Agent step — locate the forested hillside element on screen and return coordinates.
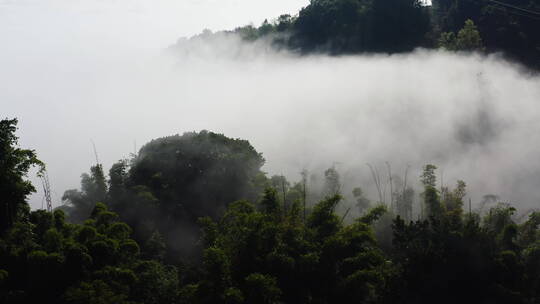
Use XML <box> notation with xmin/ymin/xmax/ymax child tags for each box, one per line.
<box><xmin>174</xmin><ymin>0</ymin><xmax>540</xmax><ymax>69</ymax></box>
<box><xmin>2</xmin><ymin>118</ymin><xmax>539</xmax><ymax>303</ymax></box>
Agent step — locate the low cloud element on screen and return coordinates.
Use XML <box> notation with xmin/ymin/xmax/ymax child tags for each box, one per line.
<box><xmin>6</xmin><ymin>32</ymin><xmax>540</xmax><ymax>212</ymax></box>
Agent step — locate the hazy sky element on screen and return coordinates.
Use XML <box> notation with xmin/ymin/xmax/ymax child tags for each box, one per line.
<box><xmin>1</xmin><ymin>0</ymin><xmax>308</xmax><ymax>208</ymax></box>
<box><xmin>0</xmin><ymin>0</ymin><xmax>308</xmax><ymax>51</ymax></box>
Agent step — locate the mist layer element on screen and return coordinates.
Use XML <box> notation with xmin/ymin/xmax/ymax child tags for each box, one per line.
<box><xmin>4</xmin><ymin>32</ymin><xmax>540</xmax><ymax>210</ymax></box>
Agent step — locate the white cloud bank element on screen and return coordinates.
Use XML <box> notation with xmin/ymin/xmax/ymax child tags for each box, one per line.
<box><xmin>2</xmin><ymin>4</ymin><xmax>539</xmax><ymax>211</ymax></box>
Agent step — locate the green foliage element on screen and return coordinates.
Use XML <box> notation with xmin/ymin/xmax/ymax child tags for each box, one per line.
<box><xmin>0</xmin><ymin>269</ymin><xmax>7</xmax><ymax>283</ymax></box>
<box><xmin>185</xmin><ymin>0</ymin><xmax>539</xmax><ymax>68</ymax></box>
<box><xmin>388</xmin><ymin>181</ymin><xmax>540</xmax><ymax>304</ymax></box>
<box><xmin>441</xmin><ymin>180</ymin><xmax>466</xmax><ymax>229</ymax></box>
<box><xmin>130</xmin><ymin>130</ymin><xmax>264</xmax><ymax>219</ymax></box>
<box><xmin>60</xmin><ymin>164</ymin><xmax>108</xmax><ymax>223</ymax></box>
<box><xmin>132</xmin><ymin>261</ymin><xmax>179</xmax><ymax>304</ymax></box>
<box><xmin>3</xmin><ymin>119</ymin><xmax>540</xmax><ymax>303</ymax></box>
<box><xmin>518</xmin><ymin>211</ymin><xmax>540</xmax><ymax>247</ymax></box>
<box><xmin>292</xmin><ymin>0</ymin><xmax>430</xmax><ymax>53</ymax></box>
<box><xmin>420</xmin><ymin>164</ymin><xmax>437</xmax><ymax>187</ymax></box>
<box><xmin>0</xmin><ymin>202</ymin><xmax>179</xmax><ymax>303</ymax></box>
<box><xmin>433</xmin><ymin>0</ymin><xmax>540</xmax><ymax>67</ymax></box>
<box><xmin>0</xmin><ymin>118</ymin><xmax>44</xmax><ymax>233</ymax></box>
<box><xmin>188</xmin><ymin>192</ymin><xmax>388</xmax><ymax>303</ymax></box>
<box><xmin>244</xmin><ymin>273</ymin><xmax>281</xmax><ymax>304</ymax></box>
<box><xmin>120</xmin><ymin>130</ymin><xmax>264</xmax><ymax>261</ymax></box>
<box><xmin>438</xmin><ymin>19</ymin><xmax>484</xmax><ymax>51</ymax></box>
<box><xmin>421</xmin><ymin>164</ymin><xmax>442</xmax><ymax>219</ymax></box>
<box><xmin>484</xmin><ymin>203</ymin><xmax>516</xmax><ymax>235</ymax></box>
<box><xmin>108</xmin><ymin>160</ymin><xmax>128</xmax><ymax>203</ymax></box>
<box><xmin>260</xmin><ymin>188</ymin><xmax>282</xmax><ymax>220</ymax></box>
<box><xmin>438</xmin><ymin>31</ymin><xmax>457</xmax><ymax>50</ymax></box>
<box><xmin>359</xmin><ymin>204</ymin><xmax>387</xmax><ymax>225</ymax></box>
<box><xmin>143</xmin><ymin>230</ymin><xmax>166</xmax><ymax>261</ymax></box>
<box><xmin>455</xmin><ymin>19</ymin><xmax>484</xmax><ymax>51</ymax></box>
<box><xmin>63</xmin><ymin>280</ymin><xmax>130</xmax><ymax>304</ymax></box>
<box><xmin>307</xmin><ymin>195</ymin><xmax>342</xmax><ymax>241</ymax></box>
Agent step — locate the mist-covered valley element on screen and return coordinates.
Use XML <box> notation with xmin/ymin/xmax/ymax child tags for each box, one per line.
<box><xmin>3</xmin><ymin>0</ymin><xmax>539</xmax><ymax>213</ymax></box>
<box><xmin>2</xmin><ymin>0</ymin><xmax>540</xmax><ymax>303</ymax></box>
<box><xmin>13</xmin><ymin>32</ymin><xmax>540</xmax><ymax>213</ymax></box>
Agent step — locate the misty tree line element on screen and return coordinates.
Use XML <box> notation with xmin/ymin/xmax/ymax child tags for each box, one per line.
<box><xmin>1</xmin><ymin>117</ymin><xmax>540</xmax><ymax>303</ymax></box>
<box><xmin>178</xmin><ymin>0</ymin><xmax>540</xmax><ymax>69</ymax></box>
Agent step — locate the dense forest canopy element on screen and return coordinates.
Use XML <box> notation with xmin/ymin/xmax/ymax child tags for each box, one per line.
<box><xmin>60</xmin><ymin>131</ymin><xmax>266</xmax><ymax>261</ymax></box>
<box><xmin>173</xmin><ymin>0</ymin><xmax>539</xmax><ymax>69</ymax></box>
<box><xmin>1</xmin><ymin>118</ymin><xmax>540</xmax><ymax>303</ymax></box>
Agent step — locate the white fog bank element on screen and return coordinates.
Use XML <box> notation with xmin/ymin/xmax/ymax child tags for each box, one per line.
<box><xmin>2</xmin><ymin>15</ymin><xmax>540</xmax><ymax>211</ymax></box>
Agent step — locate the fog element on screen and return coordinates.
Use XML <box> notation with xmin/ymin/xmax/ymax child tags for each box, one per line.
<box><xmin>166</xmin><ymin>34</ymin><xmax>540</xmax><ymax>213</ymax></box>
<box><xmin>2</xmin><ymin>1</ymin><xmax>540</xmax><ymax>212</ymax></box>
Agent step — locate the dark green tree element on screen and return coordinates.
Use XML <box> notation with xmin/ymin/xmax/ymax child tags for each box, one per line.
<box><xmin>60</xmin><ymin>164</ymin><xmax>108</xmax><ymax>223</ymax></box>
<box><xmin>0</xmin><ymin>118</ymin><xmax>44</xmax><ymax>234</ymax></box>
<box><xmin>420</xmin><ymin>164</ymin><xmax>441</xmax><ymax>219</ymax></box>
<box><xmin>438</xmin><ymin>19</ymin><xmax>484</xmax><ymax>51</ymax></box>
